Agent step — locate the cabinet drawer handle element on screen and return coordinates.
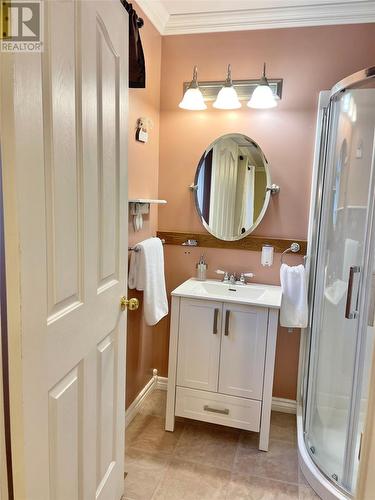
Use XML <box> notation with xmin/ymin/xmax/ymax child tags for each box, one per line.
<box><xmin>213</xmin><ymin>308</ymin><xmax>219</xmax><ymax>334</ymax></box>
<box><xmin>224</xmin><ymin>310</ymin><xmax>230</xmax><ymax>336</ymax></box>
<box><xmin>203</xmin><ymin>405</ymin><xmax>229</xmax><ymax>415</ymax></box>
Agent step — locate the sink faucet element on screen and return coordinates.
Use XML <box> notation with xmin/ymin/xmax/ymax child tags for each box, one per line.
<box><xmin>229</xmin><ymin>273</ymin><xmax>237</xmax><ymax>285</ymax></box>
<box><xmin>216</xmin><ymin>270</ymin><xmax>255</xmax><ymax>284</ymax></box>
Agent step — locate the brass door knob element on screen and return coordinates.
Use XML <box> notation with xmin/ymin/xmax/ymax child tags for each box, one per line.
<box><xmin>120</xmin><ymin>297</ymin><xmax>139</xmax><ymax>311</ymax></box>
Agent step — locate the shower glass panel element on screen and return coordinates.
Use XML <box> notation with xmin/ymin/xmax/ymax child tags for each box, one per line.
<box><xmin>305</xmin><ymin>79</ymin><xmax>375</xmax><ymax>494</ymax></box>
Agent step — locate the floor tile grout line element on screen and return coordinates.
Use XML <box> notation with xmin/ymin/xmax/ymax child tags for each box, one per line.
<box><xmin>230</xmin><ymin>428</ymin><xmax>242</xmax><ymax>474</ymax></box>
<box><xmin>230</xmin><ymin>469</ymin><xmax>302</xmax><ymax>488</ymax></box>
<box><xmin>170</xmin><ymin>420</ymin><xmax>187</xmax><ymax>459</ymax></box>
<box><xmin>150</xmin><ymin>451</ymin><xmax>177</xmax><ymax>500</ymax></box>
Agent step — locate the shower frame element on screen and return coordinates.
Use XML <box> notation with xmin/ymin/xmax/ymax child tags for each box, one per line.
<box><xmin>298</xmin><ymin>66</ymin><xmax>375</xmax><ymax>500</ymax></box>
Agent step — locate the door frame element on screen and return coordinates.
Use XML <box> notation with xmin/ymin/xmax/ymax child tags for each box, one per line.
<box><xmin>0</xmin><ymin>144</ymin><xmax>10</xmax><ymax>500</ymax></box>
<box><xmin>0</xmin><ymin>50</ymin><xmax>27</xmax><ymax>500</ymax></box>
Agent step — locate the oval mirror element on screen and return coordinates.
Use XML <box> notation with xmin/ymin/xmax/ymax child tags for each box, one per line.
<box><xmin>194</xmin><ymin>133</ymin><xmax>271</xmax><ymax>241</ymax></box>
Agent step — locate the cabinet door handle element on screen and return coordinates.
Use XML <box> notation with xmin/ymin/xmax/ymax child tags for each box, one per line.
<box><xmin>224</xmin><ymin>310</ymin><xmax>230</xmax><ymax>336</ymax></box>
<box><xmin>213</xmin><ymin>308</ymin><xmax>219</xmax><ymax>334</ymax></box>
<box><xmin>203</xmin><ymin>405</ymin><xmax>229</xmax><ymax>415</ymax></box>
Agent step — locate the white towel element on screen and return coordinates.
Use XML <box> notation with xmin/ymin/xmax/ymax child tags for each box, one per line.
<box><xmin>128</xmin><ymin>237</ymin><xmax>168</xmax><ymax>326</ymax></box>
<box><xmin>280</xmin><ymin>263</ymin><xmax>308</xmax><ymax>328</ymax></box>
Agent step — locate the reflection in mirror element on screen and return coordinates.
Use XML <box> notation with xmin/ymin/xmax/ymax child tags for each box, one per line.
<box><xmin>194</xmin><ymin>133</ymin><xmax>270</xmax><ymax>241</ymax></box>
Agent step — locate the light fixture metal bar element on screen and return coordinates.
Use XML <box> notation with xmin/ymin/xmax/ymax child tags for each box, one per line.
<box><xmin>183</xmin><ymin>78</ymin><xmax>283</xmax><ymax>102</ymax></box>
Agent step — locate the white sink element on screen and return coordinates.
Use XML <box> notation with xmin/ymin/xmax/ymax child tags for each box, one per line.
<box><xmin>172</xmin><ymin>278</ymin><xmax>282</xmax><ymax>309</ymax></box>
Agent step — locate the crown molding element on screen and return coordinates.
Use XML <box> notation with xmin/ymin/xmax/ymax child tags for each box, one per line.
<box><xmin>136</xmin><ymin>1</ymin><xmax>375</xmax><ymax>35</ymax></box>
<box><xmin>135</xmin><ymin>0</ymin><xmax>169</xmax><ymax>34</ymax></box>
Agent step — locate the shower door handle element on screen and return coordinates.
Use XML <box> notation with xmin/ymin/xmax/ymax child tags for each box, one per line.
<box><xmin>345</xmin><ymin>266</ymin><xmax>361</xmax><ymax>319</ymax></box>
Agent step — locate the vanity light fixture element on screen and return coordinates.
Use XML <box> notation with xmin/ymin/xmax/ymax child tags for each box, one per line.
<box><xmin>213</xmin><ymin>64</ymin><xmax>241</xmax><ymax>110</ymax></box>
<box><xmin>248</xmin><ymin>63</ymin><xmax>278</xmax><ymax>109</ymax></box>
<box><xmin>179</xmin><ymin>66</ymin><xmax>207</xmax><ymax>111</ymax></box>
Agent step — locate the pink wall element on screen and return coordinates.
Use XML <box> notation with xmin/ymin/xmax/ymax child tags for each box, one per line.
<box><xmin>126</xmin><ymin>3</ymin><xmax>162</xmax><ymax>408</ymax></box>
<box><xmin>158</xmin><ymin>24</ymin><xmax>375</xmax><ymax>400</ymax></box>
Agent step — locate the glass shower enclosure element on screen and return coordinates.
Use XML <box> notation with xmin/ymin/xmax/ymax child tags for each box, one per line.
<box><xmin>302</xmin><ymin>67</ymin><xmax>375</xmax><ymax>497</ymax></box>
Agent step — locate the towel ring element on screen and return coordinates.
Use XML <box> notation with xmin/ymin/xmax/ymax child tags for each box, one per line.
<box><xmin>281</xmin><ymin>242</ymin><xmax>300</xmax><ymax>263</ymax></box>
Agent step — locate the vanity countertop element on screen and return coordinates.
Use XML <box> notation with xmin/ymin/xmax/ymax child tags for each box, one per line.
<box><xmin>171</xmin><ymin>278</ymin><xmax>282</xmax><ymax>309</ymax></box>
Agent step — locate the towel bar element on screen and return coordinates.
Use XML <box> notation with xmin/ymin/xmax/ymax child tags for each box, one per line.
<box><xmin>128</xmin><ymin>238</ymin><xmax>165</xmax><ymax>252</ymax></box>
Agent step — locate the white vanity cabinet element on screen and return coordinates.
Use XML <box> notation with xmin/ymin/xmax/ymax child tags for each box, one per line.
<box><xmin>165</xmin><ymin>279</ymin><xmax>282</xmax><ymax>452</ymax></box>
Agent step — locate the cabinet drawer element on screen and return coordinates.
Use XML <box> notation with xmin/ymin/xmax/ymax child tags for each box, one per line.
<box><xmin>175</xmin><ymin>386</ymin><xmax>261</xmax><ymax>432</ymax></box>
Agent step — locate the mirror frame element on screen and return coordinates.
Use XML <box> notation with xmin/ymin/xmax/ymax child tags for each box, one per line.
<box><xmin>193</xmin><ymin>133</ymin><xmax>271</xmax><ymax>241</ymax></box>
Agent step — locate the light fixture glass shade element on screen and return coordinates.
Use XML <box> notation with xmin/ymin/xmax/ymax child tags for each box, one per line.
<box><xmin>179</xmin><ymin>88</ymin><xmax>207</xmax><ymax>110</ymax></box>
<box><xmin>247</xmin><ymin>62</ymin><xmax>277</xmax><ymax>109</ymax></box>
<box><xmin>213</xmin><ymin>86</ymin><xmax>241</xmax><ymax>109</ymax></box>
<box><xmin>178</xmin><ymin>88</ymin><xmax>207</xmax><ymax>111</ymax></box>
<box><xmin>213</xmin><ymin>64</ymin><xmax>241</xmax><ymax>110</ymax></box>
<box><xmin>179</xmin><ymin>65</ymin><xmax>207</xmax><ymax>111</ymax></box>
<box><xmin>247</xmin><ymin>84</ymin><xmax>277</xmax><ymax>109</ymax></box>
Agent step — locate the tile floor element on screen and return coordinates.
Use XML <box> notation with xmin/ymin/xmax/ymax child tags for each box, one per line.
<box><xmin>124</xmin><ymin>390</ymin><xmax>320</xmax><ymax>500</ymax></box>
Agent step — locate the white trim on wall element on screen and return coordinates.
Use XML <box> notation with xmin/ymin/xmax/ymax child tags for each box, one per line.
<box><xmin>136</xmin><ymin>1</ymin><xmax>375</xmax><ymax>35</ymax></box>
<box><xmin>155</xmin><ymin>375</ymin><xmax>168</xmax><ymax>391</ymax></box>
<box><xmin>135</xmin><ymin>0</ymin><xmax>169</xmax><ymax>34</ymax></box>
<box><xmin>125</xmin><ymin>375</ymin><xmax>157</xmax><ymax>428</ymax></box>
<box><xmin>125</xmin><ymin>374</ymin><xmax>296</xmax><ymax>427</ymax></box>
<box><xmin>271</xmin><ymin>397</ymin><xmax>297</xmax><ymax>414</ymax></box>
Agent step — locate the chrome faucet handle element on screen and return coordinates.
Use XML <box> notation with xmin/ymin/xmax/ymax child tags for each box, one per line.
<box><xmin>239</xmin><ymin>272</ymin><xmax>255</xmax><ymax>284</ymax></box>
<box><xmin>216</xmin><ymin>269</ymin><xmax>230</xmax><ymax>282</ymax></box>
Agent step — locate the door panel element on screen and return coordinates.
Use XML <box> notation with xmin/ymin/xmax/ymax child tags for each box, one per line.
<box><xmin>49</xmin><ymin>366</ymin><xmax>82</xmax><ymax>500</ymax></box>
<box><xmin>44</xmin><ymin>0</ymin><xmax>83</xmax><ymax>319</ymax></box>
<box><xmin>96</xmin><ymin>333</ymin><xmax>117</xmax><ymax>490</ymax></box>
<box><xmin>0</xmin><ymin>1</ymin><xmax>128</xmax><ymax>499</ymax></box>
<box><xmin>97</xmin><ymin>15</ymin><xmax>120</xmax><ymax>290</ymax></box>
<box><xmin>177</xmin><ymin>299</ymin><xmax>221</xmax><ymax>392</ymax></box>
<box><xmin>219</xmin><ymin>304</ymin><xmax>268</xmax><ymax>400</ymax></box>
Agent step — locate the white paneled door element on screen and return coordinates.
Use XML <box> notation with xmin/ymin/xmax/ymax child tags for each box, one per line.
<box><xmin>0</xmin><ymin>1</ymin><xmax>128</xmax><ymax>499</ymax></box>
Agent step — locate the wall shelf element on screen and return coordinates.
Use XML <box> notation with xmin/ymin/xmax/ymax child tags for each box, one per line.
<box><xmin>129</xmin><ymin>199</ymin><xmax>167</xmax><ymax>231</ymax></box>
<box><xmin>157</xmin><ymin>230</ymin><xmax>307</xmax><ymax>254</ymax></box>
<box><xmin>129</xmin><ymin>199</ymin><xmax>167</xmax><ymax>205</ymax></box>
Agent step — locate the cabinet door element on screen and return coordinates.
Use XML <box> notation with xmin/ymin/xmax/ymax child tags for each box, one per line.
<box><xmin>177</xmin><ymin>299</ymin><xmax>222</xmax><ymax>392</ymax></box>
<box><xmin>219</xmin><ymin>304</ymin><xmax>268</xmax><ymax>400</ymax></box>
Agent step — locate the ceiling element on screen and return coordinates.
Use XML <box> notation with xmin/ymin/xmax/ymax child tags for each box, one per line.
<box><xmin>135</xmin><ymin>0</ymin><xmax>375</xmax><ymax>35</ymax></box>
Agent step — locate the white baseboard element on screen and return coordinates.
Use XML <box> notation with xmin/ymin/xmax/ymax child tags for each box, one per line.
<box><xmin>126</xmin><ymin>373</ymin><xmax>296</xmax><ymax>425</ymax></box>
<box><xmin>155</xmin><ymin>375</ymin><xmax>168</xmax><ymax>391</ymax></box>
<box><xmin>125</xmin><ymin>375</ymin><xmax>157</xmax><ymax>428</ymax></box>
<box><xmin>271</xmin><ymin>397</ymin><xmax>297</xmax><ymax>414</ymax></box>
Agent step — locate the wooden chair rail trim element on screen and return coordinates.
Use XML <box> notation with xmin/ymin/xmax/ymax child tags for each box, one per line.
<box><xmin>157</xmin><ymin>231</ymin><xmax>307</xmax><ymax>254</ymax></box>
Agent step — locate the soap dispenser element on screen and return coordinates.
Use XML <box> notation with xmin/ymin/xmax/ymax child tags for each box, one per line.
<box><xmin>196</xmin><ymin>255</ymin><xmax>207</xmax><ymax>281</ymax></box>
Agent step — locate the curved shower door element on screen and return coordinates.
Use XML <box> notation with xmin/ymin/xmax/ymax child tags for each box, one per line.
<box><xmin>305</xmin><ymin>77</ymin><xmax>375</xmax><ymax>494</ymax></box>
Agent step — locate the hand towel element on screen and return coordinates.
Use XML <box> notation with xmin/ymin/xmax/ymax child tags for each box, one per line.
<box><xmin>128</xmin><ymin>237</ymin><xmax>168</xmax><ymax>326</ymax></box>
<box><xmin>280</xmin><ymin>263</ymin><xmax>308</xmax><ymax>328</ymax></box>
